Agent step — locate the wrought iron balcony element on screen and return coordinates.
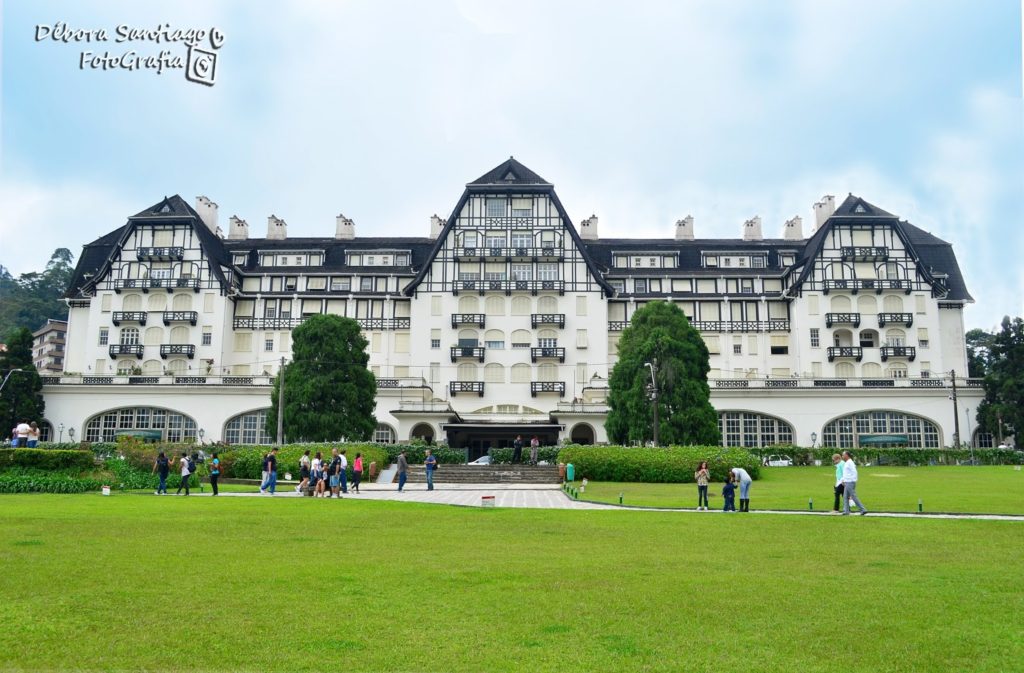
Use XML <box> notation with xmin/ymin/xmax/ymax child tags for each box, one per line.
<box><xmin>450</xmin><ymin>346</ymin><xmax>486</xmax><ymax>362</ymax></box>
<box><xmin>880</xmin><ymin>346</ymin><xmax>916</xmax><ymax>362</ymax></box>
<box><xmin>113</xmin><ymin>279</ymin><xmax>144</xmax><ymax>293</ymax></box>
<box><xmin>356</xmin><ymin>318</ymin><xmax>411</xmax><ymax>330</ymax></box>
<box><xmin>136</xmin><ymin>246</ymin><xmax>184</xmax><ymax>261</ymax></box>
<box><xmin>512</xmin><ymin>279</ymin><xmax>564</xmax><ymax>295</ymax></box>
<box><xmin>149</xmin><ymin>277</ymin><xmax>200</xmax><ymax>292</ymax></box>
<box><xmin>840</xmin><ymin>246</ymin><xmax>889</xmax><ymax>261</ymax></box>
<box><xmin>232</xmin><ymin>317</ymin><xmax>305</xmax><ymax>330</ymax></box>
<box><xmin>877</xmin><ymin>313</ymin><xmax>913</xmax><ymax>328</ymax></box>
<box><xmin>691</xmin><ymin>320</ymin><xmax>792</xmax><ymax>332</ymax></box>
<box><xmin>530</xmin><ymin>347</ymin><xmax>566</xmax><ymax>363</ymax></box>
<box><xmin>823</xmin><ymin>278</ymin><xmax>909</xmax><ymax>294</ymax></box>
<box><xmin>531</xmin><ymin>381</ymin><xmax>565</xmax><ymax>397</ymax></box>
<box><xmin>531</xmin><ymin>313</ymin><xmax>565</xmax><ymax>328</ymax></box>
<box><xmin>108</xmin><ymin>344</ymin><xmax>144</xmax><ymax>359</ymax></box>
<box><xmin>454</xmin><ymin>279</ymin><xmax>566</xmax><ymax>295</ymax></box>
<box><xmin>451</xmin><ymin>313</ymin><xmax>486</xmax><ymax>328</ymax></box>
<box><xmin>826</xmin><ymin>346</ymin><xmax>863</xmax><ymax>362</ymax></box>
<box><xmin>826</xmin><ymin>312</ymin><xmax>861</xmax><ymax>328</ymax></box>
<box><xmin>449</xmin><ymin>381</ymin><xmax>484</xmax><ymax>396</ymax></box>
<box><xmin>160</xmin><ymin>344</ymin><xmax>196</xmax><ymax>359</ymax></box>
<box><xmin>608</xmin><ymin>321</ymin><xmax>628</xmax><ymax>331</ymax></box>
<box><xmin>112</xmin><ymin>311</ymin><xmax>147</xmax><ymax>326</ymax></box>
<box><xmin>162</xmin><ymin>311</ymin><xmax>198</xmax><ymax>326</ymax></box>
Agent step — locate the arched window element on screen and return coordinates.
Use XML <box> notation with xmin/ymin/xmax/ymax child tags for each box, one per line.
<box><xmin>857</xmin><ymin>295</ymin><xmax>877</xmax><ymax>314</ymax></box>
<box><xmin>830</xmin><ymin>296</ymin><xmax>851</xmax><ymax>312</ymax></box>
<box><xmin>718</xmin><ymin>411</ymin><xmax>794</xmax><ymax>448</ymax></box>
<box><xmin>822</xmin><ymin>410</ymin><xmax>940</xmax><ymax>448</ymax></box>
<box><xmin>862</xmin><ymin>362</ymin><xmax>882</xmax><ymax>378</ymax></box>
<box><xmin>142</xmin><ymin>359</ymin><xmax>162</xmax><ymax>375</ymax></box>
<box><xmin>858</xmin><ymin>329</ymin><xmax>878</xmax><ymax>348</ymax></box>
<box><xmin>457</xmin><ymin>329</ymin><xmax>478</xmax><ymax>345</ymax></box>
<box><xmin>484</xmin><ymin>363</ymin><xmax>505</xmax><ymax>383</ymax></box>
<box><xmin>458</xmin><ymin>296</ymin><xmax>479</xmax><ymax>313</ymax></box>
<box><xmin>147</xmin><ymin>294</ymin><xmax>167</xmax><ymax>311</ymax></box>
<box><xmin>120</xmin><ymin>328</ymin><xmax>140</xmax><ymax>345</ymax></box>
<box><xmin>886</xmin><ymin>329</ymin><xmax>906</xmax><ymax>347</ymax></box>
<box><xmin>538</xmin><ymin>296</ymin><xmax>558</xmax><ymax>313</ymax></box>
<box><xmin>511</xmin><ymin>329</ymin><xmax>531</xmax><ymax>349</ymax></box>
<box><xmin>883</xmin><ymin>295</ymin><xmax>904</xmax><ymax>313</ymax></box>
<box><xmin>538</xmin><ymin>329</ymin><xmax>558</xmax><ymax>348</ymax></box>
<box><xmin>457</xmin><ymin>363</ymin><xmax>478</xmax><ymax>381</ymax></box>
<box><xmin>144</xmin><ymin>327</ymin><xmax>163</xmax><ymax>346</ymax></box>
<box><xmin>511</xmin><ymin>296</ymin><xmax>531</xmax><ymax>315</ymax></box>
<box><xmin>835</xmin><ymin>362</ymin><xmax>856</xmax><ymax>378</ymax></box>
<box><xmin>115</xmin><ymin>360</ymin><xmax>136</xmax><ymax>375</ymax></box>
<box><xmin>886</xmin><ymin>363</ymin><xmax>908</xmax><ymax>379</ymax></box>
<box><xmin>85</xmin><ymin>406</ymin><xmax>198</xmax><ymax>443</ymax></box>
<box><xmin>223</xmin><ymin>409</ymin><xmax>271</xmax><ymax>444</ymax></box>
<box><xmin>484</xmin><ymin>329</ymin><xmax>504</xmax><ymax>349</ymax></box>
<box><xmin>373</xmin><ymin>423</ymin><xmax>396</xmax><ymax>444</ymax></box>
<box><xmin>172</xmin><ymin>294</ymin><xmax>193</xmax><ymax>311</ymax></box>
<box><xmin>537</xmin><ymin>363</ymin><xmax>557</xmax><ymax>382</ymax></box>
<box><xmin>170</xmin><ymin>326</ymin><xmax>190</xmax><ymax>343</ymax></box>
<box><xmin>485</xmin><ymin>296</ymin><xmax>505</xmax><ymax>315</ymax></box>
<box><xmin>511</xmin><ymin>363</ymin><xmax>531</xmax><ymax>383</ymax></box>
<box><xmin>122</xmin><ymin>294</ymin><xmax>143</xmax><ymax>311</ymax></box>
<box><xmin>167</xmin><ymin>358</ymin><xmax>188</xmax><ymax>375</ymax></box>
<box><xmin>832</xmin><ymin>329</ymin><xmax>853</xmax><ymax>348</ymax></box>
<box><xmin>972</xmin><ymin>430</ymin><xmax>994</xmax><ymax>448</ymax></box>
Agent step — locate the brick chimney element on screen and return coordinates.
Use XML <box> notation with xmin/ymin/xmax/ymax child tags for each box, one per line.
<box><xmin>267</xmin><ymin>215</ymin><xmax>287</xmax><ymax>240</ymax></box>
<box><xmin>335</xmin><ymin>214</ymin><xmax>355</xmax><ymax>240</ymax></box>
<box><xmin>675</xmin><ymin>215</ymin><xmax>694</xmax><ymax>241</ymax></box>
<box><xmin>227</xmin><ymin>215</ymin><xmax>248</xmax><ymax>240</ymax></box>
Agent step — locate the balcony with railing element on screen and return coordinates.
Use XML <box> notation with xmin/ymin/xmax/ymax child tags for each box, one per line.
<box><xmin>356</xmin><ymin>317</ymin><xmax>411</xmax><ymax>330</ymax></box>
<box><xmin>880</xmin><ymin>346</ymin><xmax>916</xmax><ymax>362</ymax></box>
<box><xmin>162</xmin><ymin>311</ymin><xmax>198</xmax><ymax>326</ymax></box>
<box><xmin>530</xmin><ymin>347</ymin><xmax>566</xmax><ymax>363</ymax></box>
<box><xmin>451</xmin><ymin>314</ymin><xmax>486</xmax><ymax>328</ymax></box>
<box><xmin>877</xmin><ymin>313</ymin><xmax>913</xmax><ymax>328</ymax></box>
<box><xmin>136</xmin><ymin>246</ymin><xmax>184</xmax><ymax>261</ymax></box>
<box><xmin>825</xmin><ymin>312</ymin><xmax>861</xmax><ymax>328</ymax></box>
<box><xmin>823</xmin><ymin>278</ymin><xmax>909</xmax><ymax>294</ymax></box>
<box><xmin>148</xmin><ymin>277</ymin><xmax>201</xmax><ymax>292</ymax></box>
<box><xmin>709</xmin><ymin>375</ymin><xmax>976</xmax><ymax>390</ymax></box>
<box><xmin>531</xmin><ymin>381</ymin><xmax>566</xmax><ymax>397</ymax></box>
<box><xmin>691</xmin><ymin>320</ymin><xmax>792</xmax><ymax>333</ymax></box>
<box><xmin>160</xmin><ymin>344</ymin><xmax>196</xmax><ymax>359</ymax></box>
<box><xmin>454</xmin><ymin>279</ymin><xmax>564</xmax><ymax>295</ymax></box>
<box><xmin>233</xmin><ymin>317</ymin><xmax>305</xmax><ymax>330</ymax></box>
<box><xmin>450</xmin><ymin>346</ymin><xmax>486</xmax><ymax>362</ymax></box>
<box><xmin>113</xmin><ymin>279</ymin><xmax>145</xmax><ymax>293</ymax></box>
<box><xmin>531</xmin><ymin>313</ymin><xmax>565</xmax><ymax>328</ymax></box>
<box><xmin>108</xmin><ymin>344</ymin><xmax>144</xmax><ymax>359</ymax></box>
<box><xmin>840</xmin><ymin>246</ymin><xmax>889</xmax><ymax>261</ymax></box>
<box><xmin>112</xmin><ymin>311</ymin><xmax>148</xmax><ymax>326</ymax></box>
<box><xmin>454</xmin><ymin>246</ymin><xmax>565</xmax><ymax>261</ymax></box>
<box><xmin>608</xmin><ymin>321</ymin><xmax>628</xmax><ymax>331</ymax></box>
<box><xmin>827</xmin><ymin>346</ymin><xmax>863</xmax><ymax>362</ymax></box>
<box><xmin>450</xmin><ymin>381</ymin><xmax>485</xmax><ymax>396</ymax></box>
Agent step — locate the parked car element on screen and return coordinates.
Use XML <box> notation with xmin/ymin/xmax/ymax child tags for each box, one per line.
<box><xmin>468</xmin><ymin>455</ymin><xmax>491</xmax><ymax>465</ymax></box>
<box><xmin>763</xmin><ymin>454</ymin><xmax>793</xmax><ymax>467</ymax></box>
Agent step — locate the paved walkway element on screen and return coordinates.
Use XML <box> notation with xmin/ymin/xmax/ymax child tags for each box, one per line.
<box><xmin>203</xmin><ymin>485</ymin><xmax>1024</xmax><ymax>520</ymax></box>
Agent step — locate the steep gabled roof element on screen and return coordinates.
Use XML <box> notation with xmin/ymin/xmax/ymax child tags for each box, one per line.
<box><xmin>831</xmin><ymin>193</ymin><xmax>895</xmax><ymax>218</ymax></box>
<box><xmin>468</xmin><ymin>156</ymin><xmax>550</xmax><ymax>186</ymax></box>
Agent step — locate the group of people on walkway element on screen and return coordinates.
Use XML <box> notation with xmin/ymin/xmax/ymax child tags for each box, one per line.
<box><xmin>151</xmin><ymin>450</ymin><xmax>220</xmax><ymax>496</ymax></box>
<box><xmin>396</xmin><ymin>449</ymin><xmax>437</xmax><ymax>491</ymax></box>
<box><xmin>833</xmin><ymin>451</ymin><xmax>868</xmax><ymax>515</ymax></box>
<box><xmin>9</xmin><ymin>420</ymin><xmax>42</xmax><ymax>447</ymax></box>
<box><xmin>290</xmin><ymin>448</ymin><xmax>364</xmax><ymax>498</ymax></box>
<box><xmin>694</xmin><ymin>462</ymin><xmax>754</xmax><ymax>512</ymax></box>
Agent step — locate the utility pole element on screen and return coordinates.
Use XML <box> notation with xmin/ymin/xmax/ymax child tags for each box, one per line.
<box><xmin>645</xmin><ymin>358</ymin><xmax>660</xmax><ymax>447</ymax></box>
<box><xmin>276</xmin><ymin>356</ymin><xmax>286</xmax><ymax>446</ymax></box>
<box><xmin>950</xmin><ymin>369</ymin><xmax>961</xmax><ymax>448</ymax></box>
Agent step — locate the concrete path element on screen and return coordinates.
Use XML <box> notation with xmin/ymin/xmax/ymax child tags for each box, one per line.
<box><xmin>196</xmin><ymin>485</ymin><xmax>1024</xmax><ymax>520</ymax></box>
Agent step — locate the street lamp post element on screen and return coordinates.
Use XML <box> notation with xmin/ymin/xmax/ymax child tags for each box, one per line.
<box><xmin>68</xmin><ymin>427</ymin><xmax>75</xmax><ymax>444</ymax></box>
<box><xmin>964</xmin><ymin>407</ymin><xmax>975</xmax><ymax>466</ymax></box>
<box><xmin>0</xmin><ymin>368</ymin><xmax>25</xmax><ymax>394</ymax></box>
<box><xmin>198</xmin><ymin>428</ymin><xmax>205</xmax><ymax>445</ymax></box>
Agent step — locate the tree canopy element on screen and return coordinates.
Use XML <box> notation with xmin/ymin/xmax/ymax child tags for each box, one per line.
<box><xmin>606</xmin><ymin>301</ymin><xmax>721</xmax><ymax>446</ymax></box>
<box><xmin>265</xmin><ymin>314</ymin><xmax>377</xmax><ymax>443</ymax></box>
<box><xmin>965</xmin><ymin>328</ymin><xmax>995</xmax><ymax>379</ymax></box>
<box><xmin>0</xmin><ymin>327</ymin><xmax>45</xmax><ymax>435</ymax></box>
<box><xmin>977</xmin><ymin>316</ymin><xmax>1024</xmax><ymax>444</ymax></box>
<box><xmin>0</xmin><ymin>248</ymin><xmax>75</xmax><ymax>342</ymax></box>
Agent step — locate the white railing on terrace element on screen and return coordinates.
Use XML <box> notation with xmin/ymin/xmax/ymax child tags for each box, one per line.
<box><xmin>710</xmin><ymin>376</ymin><xmax>983</xmax><ymax>390</ymax></box>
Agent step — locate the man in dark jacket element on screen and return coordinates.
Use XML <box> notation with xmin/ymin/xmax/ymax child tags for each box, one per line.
<box><xmin>397</xmin><ymin>450</ymin><xmax>408</xmax><ymax>492</ymax></box>
<box><xmin>512</xmin><ymin>435</ymin><xmax>523</xmax><ymax>464</ymax></box>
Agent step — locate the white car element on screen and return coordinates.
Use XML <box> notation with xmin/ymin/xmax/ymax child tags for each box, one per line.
<box><xmin>468</xmin><ymin>455</ymin><xmax>492</xmax><ymax>465</ymax></box>
<box><xmin>764</xmin><ymin>454</ymin><xmax>793</xmax><ymax>467</ymax></box>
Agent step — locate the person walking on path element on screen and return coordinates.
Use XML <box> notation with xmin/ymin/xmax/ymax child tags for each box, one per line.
<box><xmin>296</xmin><ymin>450</ymin><xmax>311</xmax><ymax>494</ymax></box>
<box><xmin>530</xmin><ymin>436</ymin><xmax>539</xmax><ymax>465</ymax></box>
<box><xmin>339</xmin><ymin>449</ymin><xmax>349</xmax><ymax>494</ymax></box>
<box><xmin>512</xmin><ymin>435</ymin><xmax>523</xmax><ymax>464</ymax></box>
<box><xmin>694</xmin><ymin>461</ymin><xmax>710</xmax><ymax>510</ymax></box>
<box><xmin>260</xmin><ymin>448</ymin><xmax>279</xmax><ymax>495</ymax></box>
<box><xmin>153</xmin><ymin>451</ymin><xmax>170</xmax><ymax>495</ymax></box>
<box><xmin>832</xmin><ymin>453</ymin><xmax>846</xmax><ymax>513</ymax></box>
<box><xmin>260</xmin><ymin>451</ymin><xmax>270</xmax><ymax>489</ymax></box>
<box><xmin>209</xmin><ymin>452</ymin><xmax>221</xmax><ymax>496</ymax></box>
<box><xmin>26</xmin><ymin>422</ymin><xmax>40</xmax><ymax>448</ymax></box>
<box><xmin>351</xmin><ymin>453</ymin><xmax>363</xmax><ymax>494</ymax></box>
<box><xmin>841</xmin><ymin>451</ymin><xmax>868</xmax><ymax>516</ymax></box>
<box><xmin>328</xmin><ymin>448</ymin><xmax>342</xmax><ymax>498</ymax></box>
<box><xmin>424</xmin><ymin>449</ymin><xmax>437</xmax><ymax>491</ymax></box>
<box><xmin>176</xmin><ymin>451</ymin><xmax>191</xmax><ymax>496</ymax></box>
<box><xmin>397</xmin><ymin>450</ymin><xmax>408</xmax><ymax>491</ymax></box>
<box><xmin>731</xmin><ymin>467</ymin><xmax>753</xmax><ymax>512</ymax></box>
<box><xmin>311</xmin><ymin>451</ymin><xmax>325</xmax><ymax>498</ymax></box>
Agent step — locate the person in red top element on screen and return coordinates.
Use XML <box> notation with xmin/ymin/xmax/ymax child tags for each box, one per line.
<box><xmin>351</xmin><ymin>452</ymin><xmax>363</xmax><ymax>494</ymax></box>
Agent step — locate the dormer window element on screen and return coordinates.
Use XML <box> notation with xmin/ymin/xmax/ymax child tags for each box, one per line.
<box><xmin>281</xmin><ymin>257</ymin><xmax>288</xmax><ymax>265</ymax></box>
<box><xmin>723</xmin><ymin>258</ymin><xmax>731</xmax><ymax>267</ymax></box>
<box><xmin>382</xmin><ymin>257</ymin><xmax>390</xmax><ymax>266</ymax></box>
<box><xmin>396</xmin><ymin>254</ymin><xmax>409</xmax><ymax>266</ymax></box>
<box><xmin>752</xmin><ymin>257</ymin><xmax>765</xmax><ymax>268</ymax></box>
<box><xmin>367</xmin><ymin>256</ymin><xmax>375</xmax><ymax>265</ymax></box>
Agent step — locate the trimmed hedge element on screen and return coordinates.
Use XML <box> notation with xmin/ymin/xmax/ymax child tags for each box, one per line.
<box><xmin>0</xmin><ymin>449</ymin><xmax>96</xmax><ymax>472</ymax></box>
<box><xmin>222</xmin><ymin>444</ymin><xmax>390</xmax><ymax>481</ymax></box>
<box><xmin>557</xmin><ymin>445</ymin><xmax>761</xmax><ymax>483</ymax></box>
<box><xmin>0</xmin><ymin>468</ymin><xmax>103</xmax><ymax>494</ymax></box>
<box><xmin>745</xmin><ymin>446</ymin><xmax>1024</xmax><ymax>466</ymax></box>
<box><xmin>384</xmin><ymin>445</ymin><xmax>467</xmax><ymax>465</ymax></box>
<box><xmin>489</xmin><ymin>446</ymin><xmax>561</xmax><ymax>465</ymax></box>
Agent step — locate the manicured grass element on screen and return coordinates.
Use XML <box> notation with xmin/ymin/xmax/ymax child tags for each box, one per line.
<box><xmin>570</xmin><ymin>466</ymin><xmax>1024</xmax><ymax>514</ymax></box>
<box><xmin>1</xmin><ymin>495</ymin><xmax>1023</xmax><ymax>672</ymax></box>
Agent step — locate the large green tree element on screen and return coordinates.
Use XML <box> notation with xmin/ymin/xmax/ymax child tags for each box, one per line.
<box><xmin>0</xmin><ymin>327</ymin><xmax>45</xmax><ymax>436</ymax></box>
<box><xmin>976</xmin><ymin>316</ymin><xmax>1024</xmax><ymax>443</ymax></box>
<box><xmin>965</xmin><ymin>328</ymin><xmax>995</xmax><ymax>379</ymax></box>
<box><xmin>0</xmin><ymin>248</ymin><xmax>76</xmax><ymax>341</ymax></box>
<box><xmin>265</xmin><ymin>314</ymin><xmax>377</xmax><ymax>443</ymax></box>
<box><xmin>606</xmin><ymin>301</ymin><xmax>720</xmax><ymax>446</ymax></box>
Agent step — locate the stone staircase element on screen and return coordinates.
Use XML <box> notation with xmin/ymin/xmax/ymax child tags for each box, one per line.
<box><xmin>401</xmin><ymin>464</ymin><xmax>561</xmax><ymax>484</ymax></box>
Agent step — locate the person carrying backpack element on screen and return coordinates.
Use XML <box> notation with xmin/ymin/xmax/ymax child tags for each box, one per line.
<box><xmin>176</xmin><ymin>451</ymin><xmax>191</xmax><ymax>496</ymax></box>
<box><xmin>153</xmin><ymin>452</ymin><xmax>170</xmax><ymax>495</ymax></box>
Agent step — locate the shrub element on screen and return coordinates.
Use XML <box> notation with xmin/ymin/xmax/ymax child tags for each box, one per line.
<box><xmin>557</xmin><ymin>445</ymin><xmax>761</xmax><ymax>483</ymax></box>
<box><xmin>744</xmin><ymin>446</ymin><xmax>1024</xmax><ymax>466</ymax></box>
<box><xmin>489</xmin><ymin>446</ymin><xmax>561</xmax><ymax>465</ymax></box>
<box><xmin>0</xmin><ymin>449</ymin><xmax>95</xmax><ymax>472</ymax></box>
<box><xmin>219</xmin><ymin>443</ymin><xmax>390</xmax><ymax>481</ymax></box>
<box><xmin>0</xmin><ymin>468</ymin><xmax>103</xmax><ymax>494</ymax></box>
<box><xmin>384</xmin><ymin>445</ymin><xmax>467</xmax><ymax>465</ymax></box>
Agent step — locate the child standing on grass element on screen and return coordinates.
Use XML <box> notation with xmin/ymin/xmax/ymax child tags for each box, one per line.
<box><xmin>722</xmin><ymin>473</ymin><xmax>736</xmax><ymax>512</ymax></box>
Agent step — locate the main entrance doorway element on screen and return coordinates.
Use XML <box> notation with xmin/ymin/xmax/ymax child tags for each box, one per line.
<box><xmin>443</xmin><ymin>423</ymin><xmax>563</xmax><ymax>461</ymax></box>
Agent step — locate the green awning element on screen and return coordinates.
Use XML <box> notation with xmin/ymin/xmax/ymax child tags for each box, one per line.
<box><xmin>858</xmin><ymin>434</ymin><xmax>910</xmax><ymax>446</ymax></box>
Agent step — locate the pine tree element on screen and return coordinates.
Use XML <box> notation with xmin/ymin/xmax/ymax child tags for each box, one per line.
<box><xmin>265</xmin><ymin>314</ymin><xmax>377</xmax><ymax>442</ymax></box>
<box><xmin>0</xmin><ymin>328</ymin><xmax>45</xmax><ymax>438</ymax></box>
<box><xmin>606</xmin><ymin>301</ymin><xmax>720</xmax><ymax>446</ymax></box>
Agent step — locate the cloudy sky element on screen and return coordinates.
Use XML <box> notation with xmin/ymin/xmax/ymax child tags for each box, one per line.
<box><xmin>2</xmin><ymin>0</ymin><xmax>1021</xmax><ymax>330</ymax></box>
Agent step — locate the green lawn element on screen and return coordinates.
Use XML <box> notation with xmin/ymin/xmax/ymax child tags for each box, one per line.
<box><xmin>570</xmin><ymin>466</ymin><xmax>1024</xmax><ymax>514</ymax></box>
<box><xmin>1</xmin><ymin>495</ymin><xmax>1023</xmax><ymax>672</ymax></box>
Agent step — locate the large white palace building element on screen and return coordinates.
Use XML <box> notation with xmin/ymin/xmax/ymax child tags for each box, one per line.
<box><xmin>43</xmin><ymin>158</ymin><xmax>986</xmax><ymax>455</ymax></box>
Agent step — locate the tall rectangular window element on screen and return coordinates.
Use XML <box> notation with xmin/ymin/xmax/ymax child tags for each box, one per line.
<box><xmin>576</xmin><ymin>329</ymin><xmax>588</xmax><ymax>349</ymax></box>
<box><xmin>576</xmin><ymin>296</ymin><xmax>587</xmax><ymax>316</ymax></box>
<box><xmin>98</xmin><ymin>328</ymin><xmax>109</xmax><ymax>346</ymax></box>
<box><xmin>430</xmin><ymin>295</ymin><xmax>442</xmax><ymax>316</ymax></box>
<box><xmin>810</xmin><ymin>328</ymin><xmax>820</xmax><ymax>348</ymax></box>
<box><xmin>430</xmin><ymin>329</ymin><xmax>441</xmax><ymax>349</ymax></box>
<box><xmin>264</xmin><ymin>338</ymin><xmax>274</xmax><ymax>352</ymax></box>
<box><xmin>202</xmin><ymin>327</ymin><xmax>212</xmax><ymax>346</ymax></box>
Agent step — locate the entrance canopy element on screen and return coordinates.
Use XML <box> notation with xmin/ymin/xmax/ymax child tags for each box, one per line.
<box><xmin>858</xmin><ymin>434</ymin><xmax>910</xmax><ymax>446</ymax></box>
